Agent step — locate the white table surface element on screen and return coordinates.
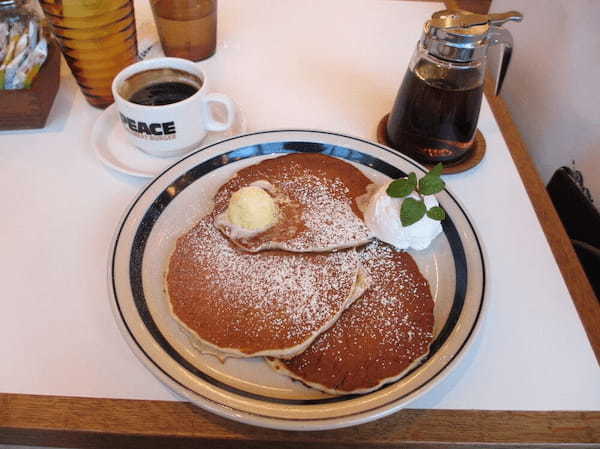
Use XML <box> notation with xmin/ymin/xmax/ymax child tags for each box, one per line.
<box><xmin>1</xmin><ymin>0</ymin><xmax>599</xmax><ymax>411</ymax></box>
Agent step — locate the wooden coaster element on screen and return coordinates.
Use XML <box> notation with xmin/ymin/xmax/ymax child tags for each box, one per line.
<box><xmin>376</xmin><ymin>113</ymin><xmax>486</xmax><ymax>174</ymax></box>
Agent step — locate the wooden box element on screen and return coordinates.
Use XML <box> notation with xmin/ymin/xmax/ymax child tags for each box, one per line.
<box><xmin>0</xmin><ymin>40</ymin><xmax>61</xmax><ymax>130</ymax></box>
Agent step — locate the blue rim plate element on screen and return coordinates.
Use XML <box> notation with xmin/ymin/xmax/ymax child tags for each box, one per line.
<box><xmin>109</xmin><ymin>130</ymin><xmax>486</xmax><ymax>430</ymax></box>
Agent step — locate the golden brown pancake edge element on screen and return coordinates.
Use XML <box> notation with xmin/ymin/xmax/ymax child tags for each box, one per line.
<box><xmin>165</xmin><ymin>214</ymin><xmax>371</xmax><ymax>359</ymax></box>
<box><xmin>266</xmin><ymin>240</ymin><xmax>435</xmax><ymax>394</ymax></box>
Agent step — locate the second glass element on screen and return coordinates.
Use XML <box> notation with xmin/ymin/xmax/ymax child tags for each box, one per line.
<box><xmin>150</xmin><ymin>0</ymin><xmax>217</xmax><ymax>62</ymax></box>
<box><xmin>39</xmin><ymin>0</ymin><xmax>138</xmax><ymax>108</ymax></box>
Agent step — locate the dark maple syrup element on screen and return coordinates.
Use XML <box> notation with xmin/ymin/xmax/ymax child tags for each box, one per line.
<box><xmin>387</xmin><ymin>68</ymin><xmax>483</xmax><ymax>164</ymax></box>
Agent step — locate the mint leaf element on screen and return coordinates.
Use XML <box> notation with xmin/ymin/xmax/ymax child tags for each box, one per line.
<box><xmin>407</xmin><ymin>172</ymin><xmax>417</xmax><ymax>186</ymax></box>
<box><xmin>430</xmin><ymin>162</ymin><xmax>444</xmax><ymax>178</ymax></box>
<box><xmin>418</xmin><ymin>166</ymin><xmax>445</xmax><ymax>195</ymax></box>
<box><xmin>400</xmin><ymin>197</ymin><xmax>426</xmax><ymax>226</ymax></box>
<box><xmin>386</xmin><ymin>172</ymin><xmax>417</xmax><ymax>198</ymax></box>
<box><xmin>427</xmin><ymin>206</ymin><xmax>446</xmax><ymax>221</ymax></box>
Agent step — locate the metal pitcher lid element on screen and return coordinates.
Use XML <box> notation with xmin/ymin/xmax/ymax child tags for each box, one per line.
<box><xmin>422</xmin><ymin>9</ymin><xmax>523</xmax><ymax>62</ymax></box>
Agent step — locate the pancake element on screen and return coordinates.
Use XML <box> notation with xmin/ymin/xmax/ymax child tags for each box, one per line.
<box><xmin>165</xmin><ymin>215</ymin><xmax>369</xmax><ymax>359</ymax></box>
<box><xmin>213</xmin><ymin>153</ymin><xmax>373</xmax><ymax>252</ymax></box>
<box><xmin>268</xmin><ymin>240</ymin><xmax>434</xmax><ymax>394</ymax></box>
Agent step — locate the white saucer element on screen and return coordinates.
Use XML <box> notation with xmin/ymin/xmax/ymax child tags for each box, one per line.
<box><xmin>92</xmin><ymin>104</ymin><xmax>247</xmax><ymax>178</ymax></box>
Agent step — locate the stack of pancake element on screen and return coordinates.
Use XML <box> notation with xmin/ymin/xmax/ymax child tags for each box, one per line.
<box><xmin>166</xmin><ymin>153</ymin><xmax>435</xmax><ymax>395</ymax></box>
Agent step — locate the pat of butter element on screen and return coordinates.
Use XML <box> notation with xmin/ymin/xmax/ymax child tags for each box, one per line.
<box><xmin>227</xmin><ymin>186</ymin><xmax>278</xmax><ymax>231</ymax></box>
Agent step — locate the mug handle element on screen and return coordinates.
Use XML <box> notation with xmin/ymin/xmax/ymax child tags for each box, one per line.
<box><xmin>202</xmin><ymin>93</ymin><xmax>236</xmax><ymax>132</ymax></box>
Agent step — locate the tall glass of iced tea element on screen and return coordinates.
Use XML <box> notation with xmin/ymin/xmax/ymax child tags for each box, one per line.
<box><xmin>150</xmin><ymin>0</ymin><xmax>217</xmax><ymax>62</ymax></box>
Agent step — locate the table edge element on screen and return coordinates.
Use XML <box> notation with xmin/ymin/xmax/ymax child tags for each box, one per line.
<box><xmin>483</xmin><ymin>79</ymin><xmax>600</xmax><ymax>364</ymax></box>
<box><xmin>2</xmin><ymin>393</ymin><xmax>600</xmax><ymax>447</ymax></box>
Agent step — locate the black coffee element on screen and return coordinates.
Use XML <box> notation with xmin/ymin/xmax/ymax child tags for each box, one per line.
<box><xmin>128</xmin><ymin>81</ymin><xmax>198</xmax><ymax>106</ymax></box>
<box><xmin>120</xmin><ymin>68</ymin><xmax>203</xmax><ymax>106</ymax></box>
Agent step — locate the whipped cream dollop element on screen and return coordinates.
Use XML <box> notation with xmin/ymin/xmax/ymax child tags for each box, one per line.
<box><xmin>364</xmin><ymin>181</ymin><xmax>442</xmax><ymax>251</ymax></box>
<box><xmin>215</xmin><ymin>181</ymin><xmax>280</xmax><ymax>238</ymax></box>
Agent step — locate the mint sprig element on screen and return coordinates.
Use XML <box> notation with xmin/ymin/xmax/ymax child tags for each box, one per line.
<box><xmin>387</xmin><ymin>163</ymin><xmax>446</xmax><ymax>227</ymax></box>
<box><xmin>418</xmin><ymin>162</ymin><xmax>445</xmax><ymax>195</ymax></box>
<box><xmin>387</xmin><ymin>172</ymin><xmax>416</xmax><ymax>197</ymax></box>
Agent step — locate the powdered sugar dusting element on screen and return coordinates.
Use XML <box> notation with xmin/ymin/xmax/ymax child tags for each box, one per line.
<box><xmin>355</xmin><ymin>241</ymin><xmax>433</xmax><ymax>350</ymax></box>
<box><xmin>166</xmin><ymin>215</ymin><xmax>363</xmax><ymax>356</ymax></box>
<box><xmin>282</xmin><ymin>172</ymin><xmax>371</xmax><ymax>251</ymax></box>
<box><xmin>275</xmin><ymin>240</ymin><xmax>435</xmax><ymax>393</ymax></box>
<box><xmin>213</xmin><ymin>154</ymin><xmax>373</xmax><ymax>252</ymax></box>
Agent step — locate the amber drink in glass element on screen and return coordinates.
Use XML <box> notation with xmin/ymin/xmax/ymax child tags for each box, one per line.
<box><xmin>39</xmin><ymin>0</ymin><xmax>138</xmax><ymax>108</ymax></box>
<box><xmin>150</xmin><ymin>0</ymin><xmax>216</xmax><ymax>61</ymax></box>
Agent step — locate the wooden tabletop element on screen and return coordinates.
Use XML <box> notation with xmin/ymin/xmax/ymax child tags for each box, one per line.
<box><xmin>2</xmin><ymin>1</ymin><xmax>599</xmax><ymax>447</ymax></box>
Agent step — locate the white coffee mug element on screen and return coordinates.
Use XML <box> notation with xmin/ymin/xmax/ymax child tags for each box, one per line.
<box><xmin>112</xmin><ymin>57</ymin><xmax>235</xmax><ymax>158</ymax></box>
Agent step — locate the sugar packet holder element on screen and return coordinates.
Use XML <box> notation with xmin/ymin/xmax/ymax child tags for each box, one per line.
<box><xmin>0</xmin><ymin>16</ymin><xmax>47</xmax><ymax>89</ymax></box>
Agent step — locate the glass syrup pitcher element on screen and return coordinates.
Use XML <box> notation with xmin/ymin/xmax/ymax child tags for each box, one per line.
<box><xmin>386</xmin><ymin>9</ymin><xmax>523</xmax><ymax>165</ymax></box>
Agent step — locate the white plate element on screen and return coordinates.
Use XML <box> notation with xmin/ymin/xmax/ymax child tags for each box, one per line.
<box><xmin>109</xmin><ymin>130</ymin><xmax>486</xmax><ymax>430</ymax></box>
<box><xmin>92</xmin><ymin>104</ymin><xmax>247</xmax><ymax>178</ymax></box>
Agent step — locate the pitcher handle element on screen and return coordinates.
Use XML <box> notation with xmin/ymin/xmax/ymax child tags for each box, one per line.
<box><xmin>488</xmin><ymin>26</ymin><xmax>514</xmax><ymax>96</ymax></box>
